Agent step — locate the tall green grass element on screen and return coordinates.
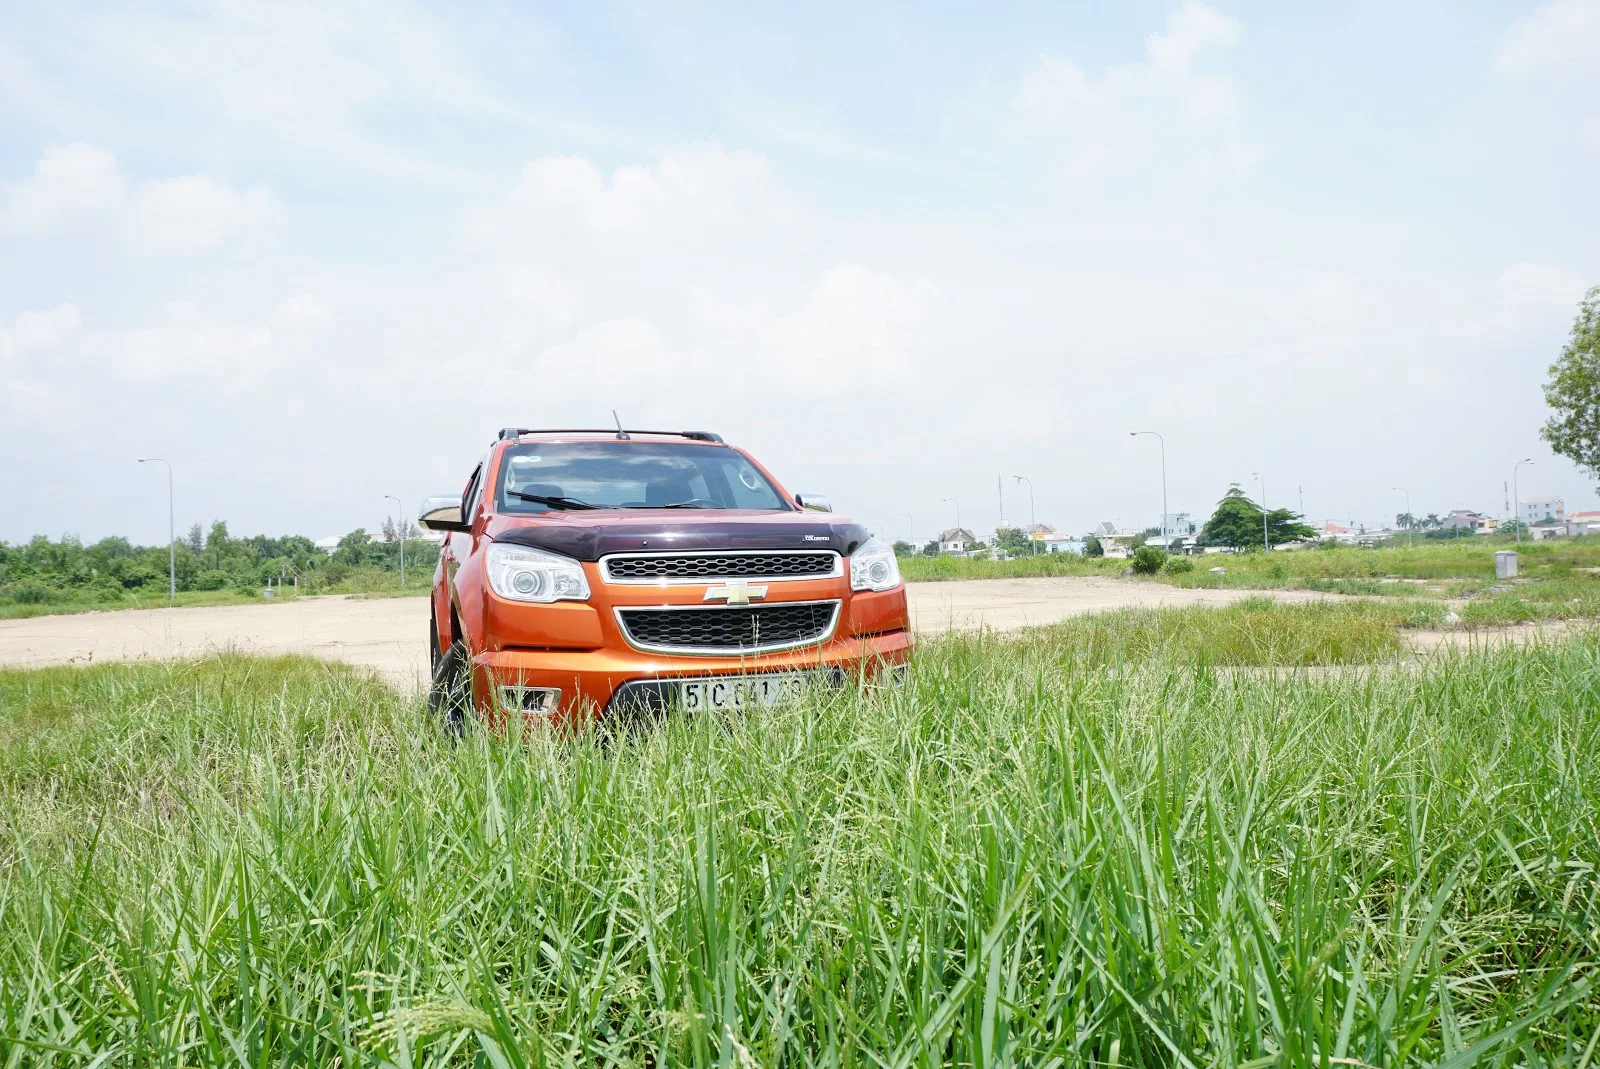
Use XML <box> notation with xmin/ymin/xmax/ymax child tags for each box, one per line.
<box><xmin>2</xmin><ymin>634</ymin><xmax>1598</xmax><ymax>1065</ymax></box>
<box><xmin>903</xmin><ymin>538</ymin><xmax>1600</xmax><ymax>586</ymax></box>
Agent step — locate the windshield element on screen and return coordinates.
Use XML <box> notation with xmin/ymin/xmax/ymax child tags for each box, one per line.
<box><xmin>495</xmin><ymin>441</ymin><xmax>792</xmax><ymax>513</ymax></box>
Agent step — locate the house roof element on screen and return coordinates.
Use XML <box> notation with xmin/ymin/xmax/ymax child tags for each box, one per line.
<box><xmin>939</xmin><ymin>527</ymin><xmax>976</xmax><ymax>542</ymax></box>
<box><xmin>1567</xmin><ymin>510</ymin><xmax>1600</xmax><ymax>521</ymax></box>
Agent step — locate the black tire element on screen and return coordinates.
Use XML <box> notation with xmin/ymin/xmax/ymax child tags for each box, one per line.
<box><xmin>428</xmin><ymin>637</ymin><xmax>472</xmax><ymax>736</ymax></box>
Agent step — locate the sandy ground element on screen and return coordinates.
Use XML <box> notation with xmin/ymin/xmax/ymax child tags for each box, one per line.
<box><xmin>0</xmin><ymin>579</ymin><xmax>1580</xmax><ymax>691</ymax></box>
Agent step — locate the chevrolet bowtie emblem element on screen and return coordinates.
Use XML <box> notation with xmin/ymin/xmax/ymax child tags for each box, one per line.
<box><xmin>704</xmin><ymin>582</ymin><xmax>768</xmax><ymax>605</ymax></box>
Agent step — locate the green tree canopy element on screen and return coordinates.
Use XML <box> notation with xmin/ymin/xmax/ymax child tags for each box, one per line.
<box><xmin>1198</xmin><ymin>486</ymin><xmax>1316</xmax><ymax>549</ymax></box>
<box><xmin>1541</xmin><ymin>285</ymin><xmax>1600</xmax><ymax>483</ymax></box>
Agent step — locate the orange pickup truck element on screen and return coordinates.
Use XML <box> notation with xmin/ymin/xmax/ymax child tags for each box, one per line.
<box><xmin>419</xmin><ymin>427</ymin><xmax>911</xmax><ymax>728</ymax></box>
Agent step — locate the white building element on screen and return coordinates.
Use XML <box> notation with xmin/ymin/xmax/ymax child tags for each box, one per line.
<box><xmin>1519</xmin><ymin>496</ymin><xmax>1565</xmax><ymax>525</ymax></box>
<box><xmin>938</xmin><ymin>527</ymin><xmax>976</xmax><ymax>555</ymax></box>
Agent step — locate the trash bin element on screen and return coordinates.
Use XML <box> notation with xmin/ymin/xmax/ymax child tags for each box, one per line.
<box><xmin>1494</xmin><ymin>551</ymin><xmax>1517</xmax><ymax>580</ymax></box>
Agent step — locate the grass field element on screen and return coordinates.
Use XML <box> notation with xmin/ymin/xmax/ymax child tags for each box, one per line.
<box><xmin>0</xmin><ymin>569</ymin><xmax>427</xmax><ymax>620</ymax></box>
<box><xmin>899</xmin><ymin>537</ymin><xmax>1600</xmax><ymax>587</ymax></box>
<box><xmin>3</xmin><ymin>605</ymin><xmax>1597</xmax><ymax>1065</ymax></box>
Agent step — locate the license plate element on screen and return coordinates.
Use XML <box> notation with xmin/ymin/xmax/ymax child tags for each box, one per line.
<box><xmin>679</xmin><ymin>672</ymin><xmax>811</xmax><ymax>711</ymax></box>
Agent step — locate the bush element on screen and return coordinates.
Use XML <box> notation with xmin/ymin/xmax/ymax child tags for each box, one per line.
<box><xmin>1</xmin><ymin>578</ymin><xmax>54</xmax><ymax>604</ymax></box>
<box><xmin>1130</xmin><ymin>546</ymin><xmax>1166</xmax><ymax>575</ymax></box>
<box><xmin>1163</xmin><ymin>555</ymin><xmax>1194</xmax><ymax>574</ymax></box>
<box><xmin>320</xmin><ymin>562</ymin><xmax>351</xmax><ymax>584</ymax></box>
<box><xmin>1084</xmin><ymin>535</ymin><xmax>1104</xmax><ymax>558</ymax></box>
<box><xmin>192</xmin><ymin>570</ymin><xmax>230</xmax><ymax>591</ymax></box>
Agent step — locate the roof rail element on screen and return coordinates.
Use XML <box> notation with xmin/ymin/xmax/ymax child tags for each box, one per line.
<box><xmin>495</xmin><ymin>428</ymin><xmax>724</xmax><ymax>443</ymax></box>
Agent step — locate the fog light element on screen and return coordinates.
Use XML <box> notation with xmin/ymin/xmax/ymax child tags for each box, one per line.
<box><xmin>497</xmin><ymin>686</ymin><xmax>561</xmax><ymax>716</ymax></box>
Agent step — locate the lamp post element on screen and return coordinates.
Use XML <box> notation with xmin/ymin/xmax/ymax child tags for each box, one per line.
<box><xmin>1253</xmin><ymin>472</ymin><xmax>1269</xmax><ymax>550</ymax></box>
<box><xmin>1130</xmin><ymin>431</ymin><xmax>1168</xmax><ymax>548</ymax></box>
<box><xmin>136</xmin><ymin>458</ymin><xmax>175</xmax><ymax>602</ymax></box>
<box><xmin>384</xmin><ymin>494</ymin><xmax>405</xmax><ymax>588</ymax></box>
<box><xmin>1011</xmin><ymin>476</ymin><xmax>1037</xmax><ymax>554</ymax></box>
<box><xmin>1512</xmin><ymin>459</ymin><xmax>1533</xmax><ymax>545</ymax></box>
<box><xmin>1392</xmin><ymin>487</ymin><xmax>1412</xmax><ymax>549</ymax></box>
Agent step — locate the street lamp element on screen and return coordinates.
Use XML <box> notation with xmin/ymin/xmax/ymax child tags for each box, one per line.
<box><xmin>1253</xmin><ymin>472</ymin><xmax>1269</xmax><ymax>551</ymax></box>
<box><xmin>384</xmin><ymin>494</ymin><xmax>405</xmax><ymax>588</ymax></box>
<box><xmin>1011</xmin><ymin>476</ymin><xmax>1037</xmax><ymax>554</ymax></box>
<box><xmin>941</xmin><ymin>497</ymin><xmax>961</xmax><ymax>547</ymax></box>
<box><xmin>1392</xmin><ymin>487</ymin><xmax>1412</xmax><ymax>549</ymax></box>
<box><xmin>1130</xmin><ymin>431</ymin><xmax>1168</xmax><ymax>548</ymax></box>
<box><xmin>1513</xmin><ymin>459</ymin><xmax>1533</xmax><ymax>545</ymax></box>
<box><xmin>137</xmin><ymin>458</ymin><xmax>175</xmax><ymax>602</ymax></box>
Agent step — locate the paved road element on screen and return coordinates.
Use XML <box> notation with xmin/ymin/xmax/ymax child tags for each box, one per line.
<box><xmin>1</xmin><ymin>578</ymin><xmax>1349</xmax><ymax>691</ymax></box>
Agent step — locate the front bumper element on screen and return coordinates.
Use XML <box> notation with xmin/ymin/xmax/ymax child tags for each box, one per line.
<box><xmin>469</xmin><ymin>628</ymin><xmax>913</xmax><ymax>727</ymax></box>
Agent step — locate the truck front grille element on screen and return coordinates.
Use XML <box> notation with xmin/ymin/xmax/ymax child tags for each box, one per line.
<box><xmin>603</xmin><ymin>551</ymin><xmax>839</xmax><ymax>583</ymax></box>
<box><xmin>615</xmin><ymin>601</ymin><xmax>840</xmax><ymax>654</ymax></box>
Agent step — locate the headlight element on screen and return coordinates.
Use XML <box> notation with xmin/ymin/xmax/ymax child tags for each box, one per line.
<box><xmin>485</xmin><ymin>543</ymin><xmax>590</xmax><ymax>603</ymax></box>
<box><xmin>850</xmin><ymin>537</ymin><xmax>901</xmax><ymax>592</ymax></box>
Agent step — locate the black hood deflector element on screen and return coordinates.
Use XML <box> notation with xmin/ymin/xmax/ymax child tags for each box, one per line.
<box><xmin>492</xmin><ymin>519</ymin><xmax>870</xmax><ymax>561</ymax></box>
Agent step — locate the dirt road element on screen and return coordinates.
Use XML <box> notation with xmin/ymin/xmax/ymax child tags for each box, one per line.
<box><xmin>0</xmin><ymin>578</ymin><xmax>1357</xmax><ymax>691</ymax></box>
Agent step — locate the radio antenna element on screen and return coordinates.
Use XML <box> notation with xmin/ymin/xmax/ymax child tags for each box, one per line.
<box><xmin>612</xmin><ymin>410</ymin><xmax>630</xmax><ymax>440</ymax></box>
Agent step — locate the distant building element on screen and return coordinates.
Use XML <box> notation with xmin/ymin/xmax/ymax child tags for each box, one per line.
<box><xmin>313</xmin><ymin>535</ymin><xmax>341</xmax><ymax>553</ymax></box>
<box><xmin>1563</xmin><ymin>509</ymin><xmax>1600</xmax><ymax>536</ymax></box>
<box><xmin>1045</xmin><ymin>537</ymin><xmax>1085</xmax><ymax>555</ymax></box>
<box><xmin>1519</xmin><ymin>497</ymin><xmax>1565</xmax><ymax>525</ymax></box>
<box><xmin>1162</xmin><ymin>513</ymin><xmax>1200</xmax><ymax>537</ymax></box>
<box><xmin>938</xmin><ymin>527</ymin><xmax>976</xmax><ymax>555</ymax></box>
<box><xmin>1441</xmin><ymin>510</ymin><xmax>1491</xmax><ymax>534</ymax></box>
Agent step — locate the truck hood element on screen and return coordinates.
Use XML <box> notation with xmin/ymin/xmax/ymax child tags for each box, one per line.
<box><xmin>487</xmin><ymin>509</ymin><xmax>870</xmax><ymax>561</ymax></box>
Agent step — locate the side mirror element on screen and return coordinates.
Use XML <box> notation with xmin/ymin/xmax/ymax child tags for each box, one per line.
<box><xmin>795</xmin><ymin>493</ymin><xmax>832</xmax><ymax>513</ymax></box>
<box><xmin>419</xmin><ymin>495</ymin><xmax>470</xmax><ymax>532</ymax></box>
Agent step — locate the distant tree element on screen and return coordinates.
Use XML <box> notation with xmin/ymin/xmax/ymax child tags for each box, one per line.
<box><xmin>922</xmin><ymin>540</ymin><xmax>940</xmax><ymax>557</ymax></box>
<box><xmin>1541</xmin><ymin>286</ymin><xmax>1600</xmax><ymax>485</ymax></box>
<box><xmin>1396</xmin><ymin>512</ymin><xmax>1415</xmax><ymax>531</ymax></box>
<box><xmin>1424</xmin><ymin>513</ymin><xmax>1442</xmax><ymax>530</ymax></box>
<box><xmin>1198</xmin><ymin>486</ymin><xmax>1265</xmax><ymax>549</ymax></box>
<box><xmin>1265</xmin><ymin>508</ymin><xmax>1316</xmax><ymax>545</ymax></box>
<box><xmin>334</xmin><ymin>529</ymin><xmax>373</xmax><ymax>566</ymax></box>
<box><xmin>184</xmin><ymin>523</ymin><xmax>204</xmax><ymax>553</ymax></box>
<box><xmin>994</xmin><ymin>527</ymin><xmax>1034</xmax><ymax>558</ymax></box>
<box><xmin>1083</xmin><ymin>535</ymin><xmax>1104</xmax><ymax>557</ymax></box>
<box><xmin>381</xmin><ymin>516</ymin><xmax>398</xmax><ymax>543</ymax></box>
<box><xmin>892</xmin><ymin>540</ymin><xmax>915</xmax><ymax>557</ymax></box>
<box><xmin>1199</xmin><ymin>486</ymin><xmax>1314</xmax><ymax>549</ymax></box>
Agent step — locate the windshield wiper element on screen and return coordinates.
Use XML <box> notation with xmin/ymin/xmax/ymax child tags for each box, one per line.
<box><xmin>659</xmin><ymin>502</ymin><xmax>719</xmax><ymax>509</ymax></box>
<box><xmin>507</xmin><ymin>492</ymin><xmax>601</xmax><ymax>510</ymax></box>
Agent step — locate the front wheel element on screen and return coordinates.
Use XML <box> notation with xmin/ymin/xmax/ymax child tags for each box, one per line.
<box><xmin>428</xmin><ymin>636</ymin><xmax>472</xmax><ymax>736</ymax></box>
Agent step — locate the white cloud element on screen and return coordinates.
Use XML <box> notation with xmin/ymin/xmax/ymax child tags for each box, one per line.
<box><xmin>467</xmin><ymin>146</ymin><xmax>775</xmax><ymax>256</ymax></box>
<box><xmin>1496</xmin><ymin>0</ymin><xmax>1600</xmax><ymax>74</ymax></box>
<box><xmin>0</xmin><ymin>144</ymin><xmax>125</xmax><ymax>231</ymax></box>
<box><xmin>0</xmin><ymin>303</ymin><xmax>81</xmax><ymax>378</ymax></box>
<box><xmin>1</xmin><ymin>145</ymin><xmax>282</xmax><ymax>253</ymax></box>
<box><xmin>1011</xmin><ymin>2</ymin><xmax>1251</xmax><ymax>177</ymax></box>
<box><xmin>126</xmin><ymin>176</ymin><xmax>284</xmax><ymax>255</ymax></box>
<box><xmin>110</xmin><ymin>302</ymin><xmax>276</xmax><ymax>383</ymax></box>
<box><xmin>274</xmin><ymin>294</ymin><xmax>336</xmax><ymax>333</ymax></box>
<box><xmin>1146</xmin><ymin>1</ymin><xmax>1242</xmax><ymax>71</ymax></box>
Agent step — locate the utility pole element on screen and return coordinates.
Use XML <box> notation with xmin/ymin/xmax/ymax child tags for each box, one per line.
<box><xmin>1130</xmin><ymin>431</ymin><xmax>1168</xmax><ymax>548</ymax></box>
<box><xmin>997</xmin><ymin>475</ymin><xmax>1005</xmax><ymax>533</ymax></box>
<box><xmin>1012</xmin><ymin>476</ymin><xmax>1037</xmax><ymax>554</ymax></box>
<box><xmin>385</xmin><ymin>495</ymin><xmax>405</xmax><ymax>587</ymax></box>
<box><xmin>137</xmin><ymin>458</ymin><xmax>175</xmax><ymax>602</ymax></box>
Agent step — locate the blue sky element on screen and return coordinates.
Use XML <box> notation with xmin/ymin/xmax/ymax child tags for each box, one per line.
<box><xmin>2</xmin><ymin>0</ymin><xmax>1597</xmax><ymax>544</ymax></box>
